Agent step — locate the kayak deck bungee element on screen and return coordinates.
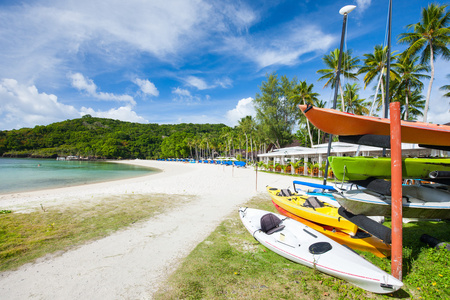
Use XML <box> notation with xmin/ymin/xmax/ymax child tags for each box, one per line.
<box><xmin>328</xmin><ymin>156</ymin><xmax>450</xmax><ymax>181</ymax></box>
<box><xmin>267</xmin><ymin>186</ymin><xmax>358</xmax><ymax>236</ymax></box>
<box><xmin>298</xmin><ymin>104</ymin><xmax>450</xmax><ymax>147</ymax></box>
<box><xmin>239</xmin><ymin>207</ymin><xmax>403</xmax><ymax>294</ymax></box>
<box><xmin>272</xmin><ymin>201</ymin><xmax>391</xmax><ymax>258</ymax></box>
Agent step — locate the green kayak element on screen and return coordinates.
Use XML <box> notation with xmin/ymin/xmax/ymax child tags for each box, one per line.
<box><xmin>329</xmin><ymin>156</ymin><xmax>450</xmax><ymax>181</ymax></box>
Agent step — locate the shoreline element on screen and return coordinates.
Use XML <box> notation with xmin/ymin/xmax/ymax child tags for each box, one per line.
<box><xmin>0</xmin><ymin>158</ymin><xmax>159</xmax><ymax>196</ymax></box>
<box><xmin>0</xmin><ymin>159</ymin><xmax>320</xmax><ymax>299</ymax></box>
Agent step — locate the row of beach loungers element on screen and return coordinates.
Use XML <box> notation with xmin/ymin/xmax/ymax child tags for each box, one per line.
<box><xmin>157</xmin><ymin>158</ymin><xmax>246</xmax><ymax>167</ymax></box>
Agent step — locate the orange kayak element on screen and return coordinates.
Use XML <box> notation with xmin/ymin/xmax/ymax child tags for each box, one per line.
<box><xmin>272</xmin><ymin>201</ymin><xmax>391</xmax><ymax>258</ymax></box>
<box><xmin>298</xmin><ymin>104</ymin><xmax>450</xmax><ymax>147</ymax></box>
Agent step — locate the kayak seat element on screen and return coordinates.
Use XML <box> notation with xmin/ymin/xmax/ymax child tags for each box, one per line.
<box><xmin>280</xmin><ymin>189</ymin><xmax>293</xmax><ymax>197</ymax></box>
<box><xmin>260</xmin><ymin>213</ymin><xmax>285</xmax><ymax>235</ymax></box>
<box><xmin>303</xmin><ymin>196</ymin><xmax>324</xmax><ymax>210</ymax></box>
<box><xmin>309</xmin><ymin>242</ymin><xmax>332</xmax><ymax>254</ymax></box>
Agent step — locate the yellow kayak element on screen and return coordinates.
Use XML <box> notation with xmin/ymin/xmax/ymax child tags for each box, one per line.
<box><xmin>267</xmin><ymin>186</ymin><xmax>358</xmax><ymax>236</ymax></box>
<box><xmin>272</xmin><ymin>201</ymin><xmax>390</xmax><ymax>257</ymax></box>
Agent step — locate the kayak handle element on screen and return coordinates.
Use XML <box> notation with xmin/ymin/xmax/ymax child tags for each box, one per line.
<box><xmin>304</xmin><ymin>103</ymin><xmax>313</xmax><ymax>113</ymax></box>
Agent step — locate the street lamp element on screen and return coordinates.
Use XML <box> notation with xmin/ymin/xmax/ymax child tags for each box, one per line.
<box><xmin>339</xmin><ymin>5</ymin><xmax>356</xmax><ymax>15</ymax></box>
<box><xmin>323</xmin><ymin>4</ymin><xmax>356</xmax><ymax>185</ymax></box>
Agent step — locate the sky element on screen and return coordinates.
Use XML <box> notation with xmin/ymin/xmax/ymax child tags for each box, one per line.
<box><xmin>0</xmin><ymin>0</ymin><xmax>449</xmax><ymax>131</ymax></box>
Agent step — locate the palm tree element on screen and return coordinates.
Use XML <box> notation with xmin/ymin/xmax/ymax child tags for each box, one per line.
<box><xmin>399</xmin><ymin>89</ymin><xmax>426</xmax><ymax>120</ymax></box>
<box><xmin>238</xmin><ymin>116</ymin><xmax>256</xmax><ymax>162</ymax></box>
<box><xmin>314</xmin><ymin>100</ymin><xmax>327</xmax><ymax>144</ymax></box>
<box><xmin>317</xmin><ymin>49</ymin><xmax>359</xmax><ymax>111</ymax></box>
<box><xmin>394</xmin><ymin>53</ymin><xmax>430</xmax><ymax>120</ymax></box>
<box><xmin>398</xmin><ymin>3</ymin><xmax>450</xmax><ymax>122</ymax></box>
<box><xmin>220</xmin><ymin>127</ymin><xmax>232</xmax><ymax>158</ymax></box>
<box><xmin>292</xmin><ymin>80</ymin><xmax>319</xmax><ymax>147</ymax></box>
<box><xmin>338</xmin><ymin>83</ymin><xmax>370</xmax><ymax>115</ymax></box>
<box><xmin>185</xmin><ymin>136</ymin><xmax>194</xmax><ymax>158</ymax></box>
<box><xmin>358</xmin><ymin>45</ymin><xmax>399</xmax><ymax>116</ymax></box>
<box><xmin>377</xmin><ymin>78</ymin><xmax>426</xmax><ymax>121</ymax></box>
<box><xmin>440</xmin><ymin>74</ymin><xmax>450</xmax><ymax>97</ymax></box>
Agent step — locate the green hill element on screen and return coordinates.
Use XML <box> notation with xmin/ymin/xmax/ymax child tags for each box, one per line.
<box><xmin>0</xmin><ymin>115</ymin><xmax>229</xmax><ymax>159</ymax></box>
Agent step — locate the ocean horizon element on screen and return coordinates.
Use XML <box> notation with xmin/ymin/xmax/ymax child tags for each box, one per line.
<box><xmin>0</xmin><ymin>158</ymin><xmax>156</xmax><ymax>195</ymax></box>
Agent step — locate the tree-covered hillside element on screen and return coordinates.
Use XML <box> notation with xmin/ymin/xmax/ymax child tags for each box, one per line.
<box><xmin>0</xmin><ymin>115</ymin><xmax>228</xmax><ymax>159</ymax></box>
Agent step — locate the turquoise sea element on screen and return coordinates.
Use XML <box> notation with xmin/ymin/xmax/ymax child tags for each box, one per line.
<box><xmin>0</xmin><ymin>158</ymin><xmax>156</xmax><ymax>194</ymax></box>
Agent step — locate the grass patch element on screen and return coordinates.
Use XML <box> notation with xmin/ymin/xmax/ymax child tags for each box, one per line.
<box><xmin>154</xmin><ymin>194</ymin><xmax>449</xmax><ymax>299</ymax></box>
<box><xmin>0</xmin><ymin>193</ymin><xmax>193</xmax><ymax>271</ymax></box>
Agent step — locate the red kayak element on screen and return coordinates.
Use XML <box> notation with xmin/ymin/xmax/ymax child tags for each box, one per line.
<box><xmin>299</xmin><ymin>104</ymin><xmax>450</xmax><ymax>147</ymax></box>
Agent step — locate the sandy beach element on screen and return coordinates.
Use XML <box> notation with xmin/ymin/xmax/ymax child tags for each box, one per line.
<box><xmin>0</xmin><ymin>160</ymin><xmax>319</xmax><ymax>299</ymax></box>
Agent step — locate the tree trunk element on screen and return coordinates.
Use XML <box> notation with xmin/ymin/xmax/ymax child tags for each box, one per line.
<box><xmin>405</xmin><ymin>82</ymin><xmax>410</xmax><ymax>121</ymax></box>
<box><xmin>424</xmin><ymin>45</ymin><xmax>434</xmax><ymax>123</ymax></box>
<box><xmin>370</xmin><ymin>70</ymin><xmax>383</xmax><ymax>116</ymax></box>
<box><xmin>381</xmin><ymin>79</ymin><xmax>386</xmax><ymax>117</ymax></box>
<box><xmin>250</xmin><ymin>136</ymin><xmax>253</xmax><ymax>162</ymax></box>
<box><xmin>339</xmin><ymin>82</ymin><xmax>345</xmax><ymax>111</ymax></box>
<box><xmin>303</xmin><ymin>97</ymin><xmax>314</xmax><ymax>146</ymax></box>
<box><xmin>245</xmin><ymin>133</ymin><xmax>248</xmax><ymax>162</ymax></box>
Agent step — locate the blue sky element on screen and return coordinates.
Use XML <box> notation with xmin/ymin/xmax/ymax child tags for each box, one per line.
<box><xmin>0</xmin><ymin>0</ymin><xmax>448</xmax><ymax>130</ymax></box>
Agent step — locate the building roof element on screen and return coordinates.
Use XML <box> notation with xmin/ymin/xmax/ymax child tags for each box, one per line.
<box><xmin>257</xmin><ymin>142</ymin><xmax>427</xmax><ymax>158</ymax></box>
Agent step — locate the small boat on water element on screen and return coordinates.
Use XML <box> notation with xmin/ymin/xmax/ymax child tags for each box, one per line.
<box><xmin>238</xmin><ymin>207</ymin><xmax>403</xmax><ymax>294</ymax></box>
<box><xmin>267</xmin><ymin>186</ymin><xmax>358</xmax><ymax>236</ymax></box>
<box><xmin>272</xmin><ymin>201</ymin><xmax>391</xmax><ymax>258</ymax></box>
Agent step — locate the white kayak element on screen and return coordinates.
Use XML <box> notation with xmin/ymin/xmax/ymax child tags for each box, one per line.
<box><xmin>332</xmin><ymin>186</ymin><xmax>450</xmax><ymax>219</ymax></box>
<box><xmin>290</xmin><ymin>182</ymin><xmax>385</xmax><ymax>224</ymax></box>
<box><xmin>238</xmin><ymin>207</ymin><xmax>403</xmax><ymax>294</ymax></box>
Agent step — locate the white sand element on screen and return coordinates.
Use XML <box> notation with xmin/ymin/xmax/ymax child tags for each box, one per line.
<box><xmin>0</xmin><ymin>160</ymin><xmax>319</xmax><ymax>299</ymax></box>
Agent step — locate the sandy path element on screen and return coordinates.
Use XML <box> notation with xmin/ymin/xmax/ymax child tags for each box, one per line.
<box><xmin>0</xmin><ymin>160</ymin><xmax>318</xmax><ymax>299</ymax></box>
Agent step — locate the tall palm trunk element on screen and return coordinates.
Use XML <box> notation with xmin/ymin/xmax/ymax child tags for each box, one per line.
<box><xmin>405</xmin><ymin>82</ymin><xmax>410</xmax><ymax>120</ymax></box>
<box><xmin>339</xmin><ymin>83</ymin><xmax>345</xmax><ymax>111</ymax></box>
<box><xmin>244</xmin><ymin>133</ymin><xmax>248</xmax><ymax>161</ymax></box>
<box><xmin>250</xmin><ymin>136</ymin><xmax>253</xmax><ymax>162</ymax></box>
<box><xmin>424</xmin><ymin>45</ymin><xmax>434</xmax><ymax>123</ymax></box>
<box><xmin>380</xmin><ymin>80</ymin><xmax>386</xmax><ymax>116</ymax></box>
<box><xmin>302</xmin><ymin>97</ymin><xmax>314</xmax><ymax>146</ymax></box>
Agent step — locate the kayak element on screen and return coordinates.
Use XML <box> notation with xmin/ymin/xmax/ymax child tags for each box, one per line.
<box><xmin>272</xmin><ymin>201</ymin><xmax>391</xmax><ymax>258</ymax></box>
<box><xmin>298</xmin><ymin>104</ymin><xmax>450</xmax><ymax>147</ymax></box>
<box><xmin>328</xmin><ymin>156</ymin><xmax>450</xmax><ymax>181</ymax></box>
<box><xmin>267</xmin><ymin>186</ymin><xmax>358</xmax><ymax>236</ymax></box>
<box><xmin>238</xmin><ymin>207</ymin><xmax>403</xmax><ymax>294</ymax></box>
<box><xmin>332</xmin><ymin>186</ymin><xmax>450</xmax><ymax>219</ymax></box>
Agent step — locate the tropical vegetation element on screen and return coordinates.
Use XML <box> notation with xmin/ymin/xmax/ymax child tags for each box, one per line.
<box><xmin>398</xmin><ymin>3</ymin><xmax>450</xmax><ymax>122</ymax></box>
<box><xmin>1</xmin><ymin>3</ymin><xmax>448</xmax><ymax>159</ymax></box>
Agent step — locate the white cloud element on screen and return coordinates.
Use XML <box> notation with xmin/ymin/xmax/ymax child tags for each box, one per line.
<box><xmin>215</xmin><ymin>77</ymin><xmax>233</xmax><ymax>88</ymax></box>
<box><xmin>133</xmin><ymin>78</ymin><xmax>159</xmax><ymax>96</ymax></box>
<box><xmin>0</xmin><ymin>78</ymin><xmax>147</xmax><ymax>130</ymax></box>
<box><xmin>172</xmin><ymin>87</ymin><xmax>191</xmax><ymax>97</ymax></box>
<box><xmin>184</xmin><ymin>76</ymin><xmax>233</xmax><ymax>90</ymax></box>
<box><xmin>0</xmin><ymin>0</ymin><xmax>215</xmax><ymax>88</ymax></box>
<box><xmin>171</xmin><ymin>87</ymin><xmax>201</xmax><ymax>104</ymax></box>
<box><xmin>69</xmin><ymin>73</ymin><xmax>135</xmax><ymax>104</ymax></box>
<box><xmin>223</xmin><ymin>25</ymin><xmax>335</xmax><ymax>69</ymax></box>
<box><xmin>226</xmin><ymin>97</ymin><xmax>255</xmax><ymax>126</ymax></box>
<box><xmin>0</xmin><ymin>78</ymin><xmax>81</xmax><ymax>130</ymax></box>
<box><xmin>80</xmin><ymin>105</ymin><xmax>148</xmax><ymax>123</ymax></box>
<box><xmin>355</xmin><ymin>0</ymin><xmax>372</xmax><ymax>13</ymax></box>
<box><xmin>70</xmin><ymin>72</ymin><xmax>97</xmax><ymax>94</ymax></box>
<box><xmin>185</xmin><ymin>76</ymin><xmax>209</xmax><ymax>90</ymax></box>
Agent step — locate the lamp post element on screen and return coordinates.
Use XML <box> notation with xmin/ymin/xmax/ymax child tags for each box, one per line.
<box><xmin>323</xmin><ymin>4</ymin><xmax>356</xmax><ymax>185</ymax></box>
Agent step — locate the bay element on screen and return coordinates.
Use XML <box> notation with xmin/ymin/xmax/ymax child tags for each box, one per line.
<box><xmin>0</xmin><ymin>158</ymin><xmax>156</xmax><ymax>194</ymax></box>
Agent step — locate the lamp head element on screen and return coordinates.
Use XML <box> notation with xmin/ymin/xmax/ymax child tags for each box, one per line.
<box><xmin>339</xmin><ymin>5</ymin><xmax>356</xmax><ymax>15</ymax></box>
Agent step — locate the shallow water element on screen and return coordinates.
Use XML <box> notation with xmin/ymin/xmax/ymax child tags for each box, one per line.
<box><xmin>0</xmin><ymin>158</ymin><xmax>156</xmax><ymax>194</ymax></box>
